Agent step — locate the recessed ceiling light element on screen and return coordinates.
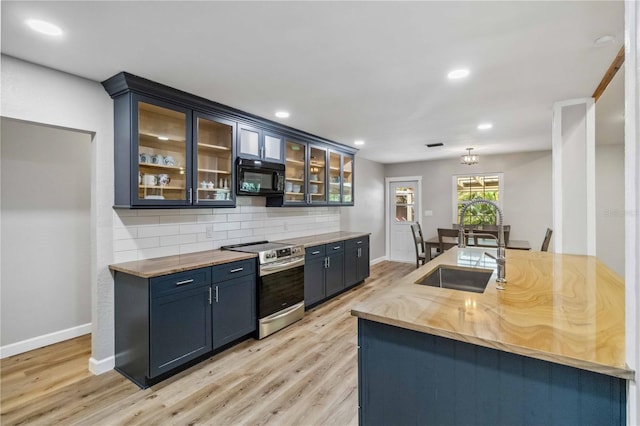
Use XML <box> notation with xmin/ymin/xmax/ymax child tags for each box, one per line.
<box><xmin>594</xmin><ymin>35</ymin><xmax>616</xmax><ymax>47</ymax></box>
<box><xmin>275</xmin><ymin>111</ymin><xmax>290</xmax><ymax>118</ymax></box>
<box><xmin>354</xmin><ymin>140</ymin><xmax>365</xmax><ymax>146</ymax></box>
<box><xmin>477</xmin><ymin>123</ymin><xmax>493</xmax><ymax>130</ymax></box>
<box><xmin>26</xmin><ymin>19</ymin><xmax>63</xmax><ymax>36</ymax></box>
<box><xmin>447</xmin><ymin>68</ymin><xmax>470</xmax><ymax>80</ymax></box>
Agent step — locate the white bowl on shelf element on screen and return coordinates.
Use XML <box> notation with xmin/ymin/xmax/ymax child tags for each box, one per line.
<box><xmin>292</xmin><ymin>184</ymin><xmax>301</xmax><ymax>193</ymax></box>
<box><xmin>310</xmin><ymin>184</ymin><xmax>318</xmax><ymax>194</ymax></box>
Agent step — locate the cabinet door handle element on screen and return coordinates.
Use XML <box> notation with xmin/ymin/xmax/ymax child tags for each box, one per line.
<box><xmin>311</xmin><ymin>250</ymin><xmax>320</xmax><ymax>255</ymax></box>
<box><xmin>215</xmin><ymin>285</ymin><xmax>219</xmax><ymax>303</ymax></box>
<box><xmin>357</xmin><ymin>247</ymin><xmax>361</xmax><ymax>258</ymax></box>
<box><xmin>229</xmin><ymin>267</ymin><xmax>244</xmax><ymax>273</ymax></box>
<box><xmin>357</xmin><ymin>241</ymin><xmax>363</xmax><ymax>244</ymax></box>
<box><xmin>333</xmin><ymin>246</ymin><xmax>341</xmax><ymax>250</ymax></box>
<box><xmin>188</xmin><ymin>188</ymin><xmax>193</xmax><ymax>204</ymax></box>
<box><xmin>209</xmin><ymin>287</ymin><xmax>212</xmax><ymax>305</ymax></box>
<box><xmin>327</xmin><ymin>257</ymin><xmax>330</xmax><ymax>268</ymax></box>
<box><xmin>175</xmin><ymin>279</ymin><xmax>194</xmax><ymax>286</ymax></box>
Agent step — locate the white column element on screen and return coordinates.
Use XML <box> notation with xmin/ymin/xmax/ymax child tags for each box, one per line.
<box><xmin>551</xmin><ymin>98</ymin><xmax>596</xmax><ymax>255</ymax></box>
<box><xmin>625</xmin><ymin>1</ymin><xmax>640</xmax><ymax>424</ymax></box>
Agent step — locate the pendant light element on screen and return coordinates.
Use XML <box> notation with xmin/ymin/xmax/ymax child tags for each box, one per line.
<box><xmin>461</xmin><ymin>148</ymin><xmax>479</xmax><ymax>165</ymax></box>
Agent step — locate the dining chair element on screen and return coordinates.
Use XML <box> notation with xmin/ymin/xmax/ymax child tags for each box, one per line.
<box><xmin>410</xmin><ymin>223</ymin><xmax>427</xmax><ymax>268</ymax></box>
<box><xmin>437</xmin><ymin>228</ymin><xmax>460</xmax><ymax>254</ymax></box>
<box><xmin>541</xmin><ymin>228</ymin><xmax>553</xmax><ymax>251</ymax></box>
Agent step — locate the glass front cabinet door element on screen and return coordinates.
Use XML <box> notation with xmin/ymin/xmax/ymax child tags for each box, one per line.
<box><xmin>284</xmin><ymin>139</ymin><xmax>307</xmax><ymax>204</ymax></box>
<box><xmin>194</xmin><ymin>113</ymin><xmax>235</xmax><ymax>206</ymax></box>
<box><xmin>328</xmin><ymin>151</ymin><xmax>354</xmax><ymax>205</ymax></box>
<box><xmin>308</xmin><ymin>145</ymin><xmax>327</xmax><ymax>204</ymax></box>
<box><xmin>135</xmin><ymin>97</ymin><xmax>191</xmax><ymax>206</ymax></box>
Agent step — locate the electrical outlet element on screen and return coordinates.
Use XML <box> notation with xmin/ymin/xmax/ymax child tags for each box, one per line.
<box><xmin>424</xmin><ymin>210</ymin><xmax>433</xmax><ymax>217</ymax></box>
<box><xmin>206</xmin><ymin>225</ymin><xmax>213</xmax><ymax>239</ymax></box>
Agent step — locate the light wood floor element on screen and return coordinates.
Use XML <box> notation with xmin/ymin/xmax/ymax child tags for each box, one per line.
<box><xmin>1</xmin><ymin>261</ymin><xmax>415</xmax><ymax>426</ymax></box>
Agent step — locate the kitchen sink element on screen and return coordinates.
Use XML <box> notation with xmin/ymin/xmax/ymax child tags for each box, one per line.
<box><xmin>415</xmin><ymin>265</ymin><xmax>493</xmax><ymax>293</ymax></box>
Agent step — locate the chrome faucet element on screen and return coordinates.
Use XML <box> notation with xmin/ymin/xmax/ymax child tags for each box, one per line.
<box><xmin>458</xmin><ymin>199</ymin><xmax>507</xmax><ymax>287</ymax></box>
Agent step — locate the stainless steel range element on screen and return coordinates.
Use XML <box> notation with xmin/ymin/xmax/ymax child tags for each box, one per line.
<box><xmin>221</xmin><ymin>241</ymin><xmax>305</xmax><ymax>339</ymax></box>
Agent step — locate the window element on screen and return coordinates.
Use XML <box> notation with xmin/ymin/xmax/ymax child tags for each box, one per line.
<box><xmin>452</xmin><ymin>173</ymin><xmax>503</xmax><ymax>225</ymax></box>
<box><xmin>394</xmin><ymin>186</ymin><xmax>416</xmax><ymax>222</ymax></box>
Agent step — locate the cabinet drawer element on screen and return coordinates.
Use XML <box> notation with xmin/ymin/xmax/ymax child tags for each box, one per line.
<box><xmin>306</xmin><ymin>245</ymin><xmax>326</xmax><ymax>259</ymax></box>
<box><xmin>212</xmin><ymin>259</ymin><xmax>256</xmax><ymax>282</ymax></box>
<box><xmin>326</xmin><ymin>242</ymin><xmax>345</xmax><ymax>253</ymax></box>
<box><xmin>346</xmin><ymin>236</ymin><xmax>369</xmax><ymax>249</ymax></box>
<box><xmin>150</xmin><ymin>267</ymin><xmax>211</xmax><ymax>298</ymax></box>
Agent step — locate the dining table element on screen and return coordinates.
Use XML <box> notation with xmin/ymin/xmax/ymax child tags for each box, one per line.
<box><xmin>424</xmin><ymin>235</ymin><xmax>531</xmax><ymax>260</ymax></box>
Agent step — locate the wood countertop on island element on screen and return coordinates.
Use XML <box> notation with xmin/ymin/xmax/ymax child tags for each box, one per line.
<box><xmin>351</xmin><ymin>247</ymin><xmax>633</xmax><ymax>379</ymax></box>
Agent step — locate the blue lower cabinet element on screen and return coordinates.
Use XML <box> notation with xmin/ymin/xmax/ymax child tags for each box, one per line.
<box><xmin>150</xmin><ymin>283</ymin><xmax>212</xmax><ymax>378</ymax></box>
<box><xmin>212</xmin><ymin>264</ymin><xmax>257</xmax><ymax>349</ymax></box>
<box><xmin>357</xmin><ymin>319</ymin><xmax>626</xmax><ymax>426</ymax></box>
<box><xmin>114</xmin><ymin>261</ymin><xmax>257</xmax><ymax>388</ymax></box>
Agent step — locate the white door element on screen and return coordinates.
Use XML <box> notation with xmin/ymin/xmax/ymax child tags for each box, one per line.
<box><xmin>388</xmin><ymin>180</ymin><xmax>420</xmax><ymax>262</ymax></box>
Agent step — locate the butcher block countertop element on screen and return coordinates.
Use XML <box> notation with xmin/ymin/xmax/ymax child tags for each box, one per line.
<box><xmin>278</xmin><ymin>231</ymin><xmax>370</xmax><ymax>247</ymax></box>
<box><xmin>351</xmin><ymin>247</ymin><xmax>633</xmax><ymax>380</ymax></box>
<box><xmin>109</xmin><ymin>250</ymin><xmax>257</xmax><ymax>278</ymax></box>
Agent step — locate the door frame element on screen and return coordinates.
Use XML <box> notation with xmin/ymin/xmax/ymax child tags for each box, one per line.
<box><xmin>385</xmin><ymin>176</ymin><xmax>423</xmax><ymax>261</ymax></box>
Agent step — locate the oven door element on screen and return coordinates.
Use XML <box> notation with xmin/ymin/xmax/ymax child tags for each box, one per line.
<box><xmin>257</xmin><ymin>257</ymin><xmax>305</xmax><ymax>319</ymax></box>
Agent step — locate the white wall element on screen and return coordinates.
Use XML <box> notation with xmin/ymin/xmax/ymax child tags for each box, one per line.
<box><xmin>340</xmin><ymin>157</ymin><xmax>386</xmax><ymax>261</ymax></box>
<box><xmin>1</xmin><ymin>55</ymin><xmax>114</xmax><ymax>371</ymax></box>
<box><xmin>384</xmin><ymin>150</ymin><xmax>552</xmax><ymax>251</ymax></box>
<box><xmin>595</xmin><ymin>145</ymin><xmax>625</xmax><ymax>277</ymax></box>
<box><xmin>1</xmin><ymin>119</ymin><xmax>92</xmax><ymax>348</ymax></box>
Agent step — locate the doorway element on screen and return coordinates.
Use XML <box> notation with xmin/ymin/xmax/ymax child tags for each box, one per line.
<box><xmin>1</xmin><ymin>118</ymin><xmax>92</xmax><ymax>356</ymax></box>
<box><xmin>386</xmin><ymin>177</ymin><xmax>422</xmax><ymax>262</ymax></box>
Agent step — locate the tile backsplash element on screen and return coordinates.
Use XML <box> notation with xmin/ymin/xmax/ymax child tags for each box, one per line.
<box><xmin>113</xmin><ymin>196</ymin><xmax>341</xmax><ymax>263</ymax></box>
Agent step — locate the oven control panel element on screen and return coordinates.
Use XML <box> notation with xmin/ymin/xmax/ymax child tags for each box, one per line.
<box><xmin>259</xmin><ymin>245</ymin><xmax>304</xmax><ymax>264</ymax></box>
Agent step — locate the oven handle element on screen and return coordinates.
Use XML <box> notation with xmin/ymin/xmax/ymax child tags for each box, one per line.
<box><xmin>259</xmin><ymin>256</ymin><xmax>305</xmax><ymax>276</ymax></box>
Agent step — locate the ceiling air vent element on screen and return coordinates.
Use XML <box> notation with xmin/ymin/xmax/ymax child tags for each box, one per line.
<box><xmin>425</xmin><ymin>143</ymin><xmax>444</xmax><ymax>148</ymax></box>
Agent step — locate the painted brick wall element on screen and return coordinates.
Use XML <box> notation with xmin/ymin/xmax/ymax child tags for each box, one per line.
<box><xmin>113</xmin><ymin>196</ymin><xmax>341</xmax><ymax>262</ymax></box>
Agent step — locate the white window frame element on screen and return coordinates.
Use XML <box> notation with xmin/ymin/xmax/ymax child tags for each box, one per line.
<box><xmin>451</xmin><ymin>172</ymin><xmax>504</xmax><ymax>224</ymax></box>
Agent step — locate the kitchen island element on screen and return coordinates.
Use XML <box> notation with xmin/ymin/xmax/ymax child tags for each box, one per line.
<box><xmin>351</xmin><ymin>247</ymin><xmax>632</xmax><ymax>425</ymax></box>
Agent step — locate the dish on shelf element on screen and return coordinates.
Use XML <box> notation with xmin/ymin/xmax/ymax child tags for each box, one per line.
<box><xmin>144</xmin><ymin>195</ymin><xmax>165</xmax><ymax>200</ymax></box>
<box><xmin>292</xmin><ymin>184</ymin><xmax>301</xmax><ymax>193</ymax></box>
<box><xmin>139</xmin><ymin>153</ymin><xmax>151</xmax><ymax>163</ymax></box>
<box><xmin>164</xmin><ymin>155</ymin><xmax>176</xmax><ymax>166</ymax></box>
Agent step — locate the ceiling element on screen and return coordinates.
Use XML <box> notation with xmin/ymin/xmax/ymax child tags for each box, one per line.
<box><xmin>0</xmin><ymin>1</ymin><xmax>625</xmax><ymax>163</ymax></box>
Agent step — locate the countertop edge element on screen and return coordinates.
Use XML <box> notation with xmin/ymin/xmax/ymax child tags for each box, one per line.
<box><xmin>277</xmin><ymin>231</ymin><xmax>371</xmax><ymax>247</ymax></box>
<box><xmin>109</xmin><ymin>251</ymin><xmax>257</xmax><ymax>278</ymax></box>
<box><xmin>350</xmin><ymin>309</ymin><xmax>634</xmax><ymax>380</ymax></box>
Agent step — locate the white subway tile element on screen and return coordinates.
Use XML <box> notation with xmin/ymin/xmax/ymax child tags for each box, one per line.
<box><xmin>138</xmin><ymin>246</ymin><xmax>180</xmax><ymax>260</ymax></box>
<box><xmin>197</xmin><ymin>231</ymin><xmax>228</xmax><ymax>242</ymax></box>
<box><xmin>137</xmin><ymin>209</ymin><xmax>176</xmax><ymax>216</ymax></box>
<box><xmin>138</xmin><ymin>224</ymin><xmax>180</xmax><ymax>238</ymax></box>
<box><xmin>179</xmin><ymin>223</ymin><xmax>209</xmax><ymax>234</ymax></box>
<box><xmin>113</xmin><ymin>249</ymin><xmax>138</xmax><ymax>263</ymax></box>
<box><xmin>227</xmin><ymin>213</ymin><xmax>253</xmax><ymax>222</ymax></box>
<box><xmin>159</xmin><ymin>215</ymin><xmax>198</xmax><ymax>224</ymax></box>
<box><xmin>241</xmin><ymin>220</ymin><xmax>265</xmax><ymax>229</ymax></box>
<box><xmin>197</xmin><ymin>214</ymin><xmax>227</xmax><ymax>223</ymax></box>
<box><xmin>228</xmin><ymin>229</ymin><xmax>253</xmax><ymax>239</ymax></box>
<box><xmin>113</xmin><ymin>226</ymin><xmax>138</xmax><ymax>240</ymax></box>
<box><xmin>179</xmin><ymin>241</ymin><xmax>215</xmax><ymax>254</ymax></box>
<box><xmin>120</xmin><ymin>216</ymin><xmax>160</xmax><ymax>227</ymax></box>
<box><xmin>160</xmin><ymin>234</ymin><xmax>198</xmax><ymax>247</ymax></box>
<box><xmin>213</xmin><ymin>222</ymin><xmax>241</xmax><ymax>231</ymax></box>
<box><xmin>114</xmin><ymin>209</ymin><xmax>138</xmax><ymax>218</ymax></box>
<box><xmin>114</xmin><ymin>237</ymin><xmax>159</xmax><ymax>251</ymax></box>
<box><xmin>180</xmin><ymin>208</ymin><xmax>212</xmax><ymax>215</ymax></box>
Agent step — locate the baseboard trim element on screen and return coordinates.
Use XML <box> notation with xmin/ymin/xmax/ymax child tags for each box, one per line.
<box><xmin>370</xmin><ymin>256</ymin><xmax>388</xmax><ymax>265</ymax></box>
<box><xmin>0</xmin><ymin>323</ymin><xmax>92</xmax><ymax>359</ymax></box>
<box><xmin>89</xmin><ymin>355</ymin><xmax>115</xmax><ymax>375</ymax></box>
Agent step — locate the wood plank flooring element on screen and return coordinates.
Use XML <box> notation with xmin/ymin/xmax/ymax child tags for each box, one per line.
<box><xmin>1</xmin><ymin>261</ymin><xmax>415</xmax><ymax>426</ymax></box>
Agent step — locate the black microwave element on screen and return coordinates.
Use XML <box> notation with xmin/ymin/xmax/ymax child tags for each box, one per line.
<box><xmin>236</xmin><ymin>158</ymin><xmax>285</xmax><ymax>196</ymax></box>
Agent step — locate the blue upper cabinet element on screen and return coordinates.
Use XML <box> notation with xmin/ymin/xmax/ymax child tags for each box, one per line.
<box><xmin>237</xmin><ymin>123</ymin><xmax>284</xmax><ymax>164</ymax></box>
<box><xmin>102</xmin><ymin>72</ymin><xmax>357</xmax><ymax>208</ymax></box>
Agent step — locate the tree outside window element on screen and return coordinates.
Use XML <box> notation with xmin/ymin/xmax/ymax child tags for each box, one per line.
<box><xmin>454</xmin><ymin>174</ymin><xmax>503</xmax><ymax>225</ymax></box>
